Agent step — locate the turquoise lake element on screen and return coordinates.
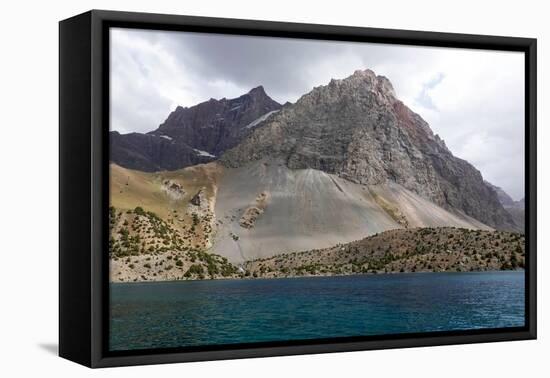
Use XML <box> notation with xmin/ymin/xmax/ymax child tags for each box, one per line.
<box><xmin>109</xmin><ymin>271</ymin><xmax>525</xmax><ymax>351</ymax></box>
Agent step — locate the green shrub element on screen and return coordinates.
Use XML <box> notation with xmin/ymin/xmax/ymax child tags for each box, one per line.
<box><xmin>134</xmin><ymin>206</ymin><xmax>145</xmax><ymax>216</ymax></box>
<box><xmin>185</xmin><ymin>264</ymin><xmax>203</xmax><ymax>276</ymax></box>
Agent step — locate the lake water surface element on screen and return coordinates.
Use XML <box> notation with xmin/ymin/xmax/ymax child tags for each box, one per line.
<box><xmin>110</xmin><ymin>271</ymin><xmax>525</xmax><ymax>351</ymax></box>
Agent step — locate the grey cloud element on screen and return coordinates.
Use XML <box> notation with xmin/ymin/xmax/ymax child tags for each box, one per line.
<box><xmin>415</xmin><ymin>72</ymin><xmax>445</xmax><ymax>110</ymax></box>
<box><xmin>164</xmin><ymin>32</ymin><xmax>351</xmax><ymax>102</ymax></box>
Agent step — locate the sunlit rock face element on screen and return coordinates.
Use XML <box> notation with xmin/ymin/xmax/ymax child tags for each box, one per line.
<box><xmin>222</xmin><ymin>69</ymin><xmax>518</xmax><ymax>231</ymax></box>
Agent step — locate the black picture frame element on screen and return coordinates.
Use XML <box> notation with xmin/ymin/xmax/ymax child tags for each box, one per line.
<box><xmin>59</xmin><ymin>9</ymin><xmax>537</xmax><ymax>368</ymax></box>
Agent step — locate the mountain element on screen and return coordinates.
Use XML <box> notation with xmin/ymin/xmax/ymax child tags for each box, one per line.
<box><xmin>485</xmin><ymin>182</ymin><xmax>525</xmax><ymax>231</ymax></box>
<box><xmin>222</xmin><ymin>69</ymin><xmax>517</xmax><ymax>231</ymax></box>
<box><xmin>110</xmin><ymin>86</ymin><xmax>282</xmax><ymax>172</ymax></box>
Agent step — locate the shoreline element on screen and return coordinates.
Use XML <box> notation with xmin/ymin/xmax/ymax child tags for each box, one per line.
<box><xmin>109</xmin><ymin>267</ymin><xmax>525</xmax><ymax>284</ymax></box>
<box><xmin>110</xmin><ymin>227</ymin><xmax>525</xmax><ymax>283</ymax></box>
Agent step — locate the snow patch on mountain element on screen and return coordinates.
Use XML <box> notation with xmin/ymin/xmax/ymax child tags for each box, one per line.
<box><xmin>245</xmin><ymin>110</ymin><xmax>280</xmax><ymax>129</ymax></box>
<box><xmin>193</xmin><ymin>148</ymin><xmax>216</xmax><ymax>158</ymax></box>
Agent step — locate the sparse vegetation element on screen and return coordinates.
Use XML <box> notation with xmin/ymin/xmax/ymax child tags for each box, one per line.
<box><xmin>109</xmin><ymin>199</ymin><xmax>524</xmax><ymax>283</ymax></box>
<box><xmin>110</xmin><ymin>204</ymin><xmax>244</xmax><ymax>282</ymax></box>
<box><xmin>243</xmin><ymin>227</ymin><xmax>525</xmax><ymax>279</ymax></box>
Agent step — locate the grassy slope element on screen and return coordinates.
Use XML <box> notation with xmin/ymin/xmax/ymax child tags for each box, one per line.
<box><xmin>110</xmin><ymin>163</ymin><xmax>242</xmax><ymax>282</ymax></box>
<box><xmin>110</xmin><ymin>163</ymin><xmax>222</xmax><ymax>249</ymax></box>
<box><xmin>110</xmin><ymin>162</ymin><xmax>221</xmax><ymax>219</ymax></box>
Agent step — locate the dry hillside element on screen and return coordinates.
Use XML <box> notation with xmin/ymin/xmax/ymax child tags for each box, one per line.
<box><xmin>244</xmin><ymin>227</ymin><xmax>525</xmax><ymax>278</ymax></box>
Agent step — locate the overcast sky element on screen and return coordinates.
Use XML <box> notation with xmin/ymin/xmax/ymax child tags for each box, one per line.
<box><xmin>110</xmin><ymin>28</ymin><xmax>525</xmax><ymax>200</ymax></box>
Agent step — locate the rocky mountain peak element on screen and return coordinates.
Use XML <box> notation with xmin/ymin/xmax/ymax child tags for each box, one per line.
<box><xmin>342</xmin><ymin>69</ymin><xmax>396</xmax><ymax>96</ymax></box>
<box><xmin>110</xmin><ymin>87</ymin><xmax>282</xmax><ymax>172</ymax></box>
<box><xmin>154</xmin><ymin>87</ymin><xmax>281</xmax><ymax>154</ymax></box>
<box><xmin>376</xmin><ymin>75</ymin><xmax>396</xmax><ymax>97</ymax></box>
<box><xmin>298</xmin><ymin>69</ymin><xmax>399</xmax><ymax>115</ymax></box>
<box><xmin>346</xmin><ymin>68</ymin><xmax>377</xmax><ymax>82</ymax></box>
<box><xmin>247</xmin><ymin>85</ymin><xmax>267</xmax><ymax>96</ymax></box>
<box><xmin>221</xmin><ymin>69</ymin><xmax>518</xmax><ymax>231</ymax></box>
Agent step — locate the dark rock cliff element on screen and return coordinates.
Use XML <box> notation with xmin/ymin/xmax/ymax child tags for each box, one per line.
<box><xmin>110</xmin><ymin>86</ymin><xmax>281</xmax><ymax>171</ymax></box>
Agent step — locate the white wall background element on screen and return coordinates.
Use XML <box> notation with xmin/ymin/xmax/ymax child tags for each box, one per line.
<box><xmin>0</xmin><ymin>0</ymin><xmax>547</xmax><ymax>376</ymax></box>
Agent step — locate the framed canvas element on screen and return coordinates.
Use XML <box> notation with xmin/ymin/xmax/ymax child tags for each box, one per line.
<box><xmin>59</xmin><ymin>10</ymin><xmax>537</xmax><ymax>368</ymax></box>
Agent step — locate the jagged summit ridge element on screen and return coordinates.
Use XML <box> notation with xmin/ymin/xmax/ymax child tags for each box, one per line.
<box><xmin>247</xmin><ymin>85</ymin><xmax>268</xmax><ymax>95</ymax></box>
<box><xmin>110</xmin><ymin>86</ymin><xmax>282</xmax><ymax>172</ymax></box>
<box><xmin>153</xmin><ymin>85</ymin><xmax>282</xmax><ymax>156</ymax></box>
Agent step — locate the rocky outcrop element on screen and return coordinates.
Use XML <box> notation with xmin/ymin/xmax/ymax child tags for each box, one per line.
<box><xmin>221</xmin><ymin>70</ymin><xmax>517</xmax><ymax>231</ymax></box>
<box><xmin>239</xmin><ymin>191</ymin><xmax>269</xmax><ymax>229</ymax></box>
<box><xmin>161</xmin><ymin>179</ymin><xmax>186</xmax><ymax>201</ymax></box>
<box><xmin>485</xmin><ymin>182</ymin><xmax>525</xmax><ymax>231</ymax></box>
<box><xmin>189</xmin><ymin>188</ymin><xmax>205</xmax><ymax>207</ymax></box>
<box><xmin>111</xmin><ymin>86</ymin><xmax>281</xmax><ymax>172</ymax></box>
<box><xmin>485</xmin><ymin>181</ymin><xmax>525</xmax><ymax>210</ymax></box>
